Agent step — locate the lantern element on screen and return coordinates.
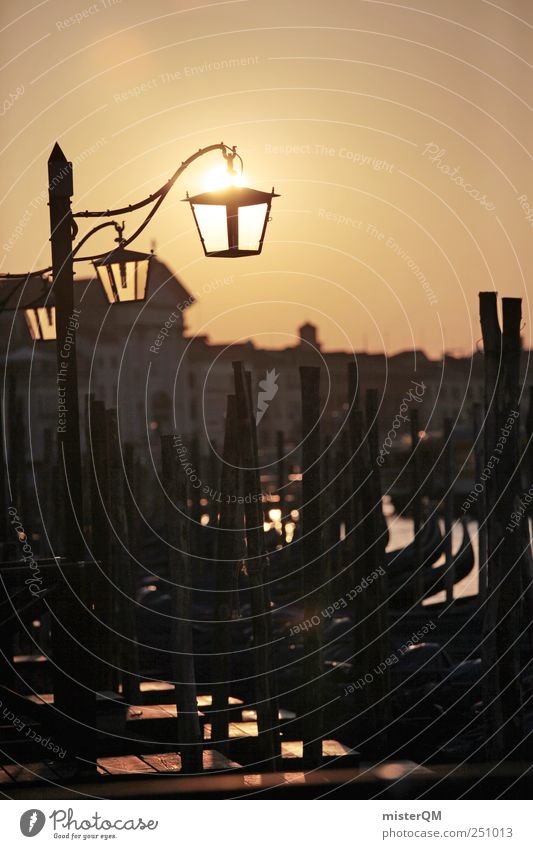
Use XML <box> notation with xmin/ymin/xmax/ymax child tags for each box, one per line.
<box><xmin>183</xmin><ymin>185</ymin><xmax>279</xmax><ymax>257</ymax></box>
<box><xmin>93</xmin><ymin>246</ymin><xmax>154</xmax><ymax>303</ymax></box>
<box><xmin>0</xmin><ymin>275</ymin><xmax>56</xmax><ymax>341</ymax></box>
<box><xmin>24</xmin><ymin>306</ymin><xmax>56</xmax><ymax>341</ymax></box>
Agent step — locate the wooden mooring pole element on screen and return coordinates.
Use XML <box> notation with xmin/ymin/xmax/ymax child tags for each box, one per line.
<box><xmin>161</xmin><ymin>434</ymin><xmax>203</xmax><ymax>773</ymax></box>
<box><xmin>443</xmin><ymin>417</ymin><xmax>455</xmax><ymax>604</ymax></box>
<box><xmin>106</xmin><ymin>409</ymin><xmax>140</xmax><ymax>704</ymax></box>
<box><xmin>364</xmin><ymin>389</ymin><xmax>390</xmax><ymax>739</ymax></box>
<box><xmin>473</xmin><ymin>402</ymin><xmax>488</xmax><ymax>602</ymax></box>
<box><xmin>212</xmin><ymin>395</ymin><xmax>243</xmax><ymax>751</ymax></box>
<box><xmin>87</xmin><ymin>398</ymin><xmax>113</xmax><ymax>692</ymax></box>
<box><xmin>479</xmin><ymin>293</ymin><xmax>524</xmax><ymax>759</ymax></box>
<box><xmin>276</xmin><ymin>430</ymin><xmax>287</xmax><ymax>544</ymax></box>
<box><xmin>233</xmin><ymin>362</ymin><xmax>280</xmax><ymax>769</ymax></box>
<box><xmin>299</xmin><ymin>365</ymin><xmax>324</xmax><ymax>768</ymax></box>
<box><xmin>410</xmin><ymin>408</ymin><xmax>424</xmax><ymax>605</ymax></box>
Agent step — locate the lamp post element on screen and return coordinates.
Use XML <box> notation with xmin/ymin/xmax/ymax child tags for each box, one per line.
<box><xmin>47</xmin><ymin>144</ymin><xmax>94</xmax><ymax>743</ymax></box>
<box><xmin>48</xmin><ymin>144</ymin><xmax>84</xmax><ymax>562</ymax></box>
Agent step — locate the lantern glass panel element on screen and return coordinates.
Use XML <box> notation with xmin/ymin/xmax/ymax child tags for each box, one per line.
<box><xmin>238</xmin><ymin>203</ymin><xmax>268</xmax><ymax>252</ymax></box>
<box><xmin>96</xmin><ymin>258</ymin><xmax>150</xmax><ymax>303</ymax></box>
<box><xmin>191</xmin><ymin>203</ymin><xmax>229</xmax><ymax>254</ymax></box>
<box><xmin>24</xmin><ymin>306</ymin><xmax>56</xmax><ymax>341</ymax></box>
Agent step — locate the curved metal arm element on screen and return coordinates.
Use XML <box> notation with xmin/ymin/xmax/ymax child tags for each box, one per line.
<box><xmin>1</xmin><ymin>142</ymin><xmax>241</xmax><ymax>281</ymax></box>
<box><xmin>0</xmin><ymin>223</ymin><xmax>123</xmax><ymax>280</ymax></box>
<box><xmin>77</xmin><ymin>142</ymin><xmax>241</xmax><ymax>252</ymax></box>
<box><xmin>72</xmin><ymin>142</ymin><xmax>234</xmax><ymax>219</ymax></box>
<box><xmin>71</xmin><ymin>220</ymin><xmax>122</xmax><ymax>258</ymax></box>
<box><xmin>0</xmin><ymin>269</ymin><xmax>52</xmax><ymax>279</ymax></box>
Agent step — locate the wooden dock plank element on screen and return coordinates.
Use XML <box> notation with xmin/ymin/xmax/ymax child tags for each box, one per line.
<box><xmin>281</xmin><ymin>740</ymin><xmax>356</xmax><ymax>759</ymax></box>
<box><xmin>3</xmin><ymin>762</ymin><xmax>58</xmax><ymax>783</ymax></box>
<box><xmin>140</xmin><ymin>753</ymin><xmax>182</xmax><ymax>773</ymax></box>
<box><xmin>97</xmin><ymin>756</ymin><xmax>157</xmax><ymax>776</ymax></box>
<box><xmin>141</xmin><ymin>750</ymin><xmax>241</xmax><ymax>773</ymax></box>
<box><xmin>243</xmin><ymin>772</ymin><xmax>307</xmax><ymax>787</ymax></box>
<box><xmin>0</xmin><ymin>765</ymin><xmax>15</xmax><ymax>784</ymax></box>
<box><xmin>197</xmin><ymin>695</ymin><xmax>243</xmax><ymax>708</ymax></box>
<box><xmin>242</xmin><ymin>709</ymin><xmax>296</xmax><ymax>721</ymax></box>
<box><xmin>25</xmin><ymin>691</ymin><xmax>124</xmax><ymax>712</ymax></box>
<box><xmin>126</xmin><ymin>704</ymin><xmax>205</xmax><ymax>722</ymax></box>
<box><xmin>204</xmin><ymin>721</ymin><xmax>258</xmax><ymax>741</ymax></box>
<box><xmin>138</xmin><ymin>684</ymin><xmax>243</xmax><ymax>709</ymax></box>
<box><xmin>13</xmin><ymin>654</ymin><xmax>47</xmax><ymax>664</ymax></box>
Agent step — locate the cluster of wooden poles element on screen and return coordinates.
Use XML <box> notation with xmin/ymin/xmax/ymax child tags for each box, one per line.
<box><xmin>1</xmin><ymin>291</ymin><xmax>532</xmax><ymax>773</ymax></box>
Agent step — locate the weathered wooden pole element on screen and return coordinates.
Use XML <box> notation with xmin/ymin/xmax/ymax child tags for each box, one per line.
<box><xmin>123</xmin><ymin>443</ymin><xmax>141</xmax><ymax>562</ymax></box>
<box><xmin>366</xmin><ymin>388</ymin><xmax>389</xmax><ymax>551</ymax></box>
<box><xmin>334</xmin><ymin>427</ymin><xmax>351</xmax><ymax>598</ymax></box>
<box><xmin>321</xmin><ymin>434</ymin><xmax>337</xmax><ymax>607</ymax></box>
<box><xmin>479</xmin><ymin>292</ymin><xmax>502</xmax><ymax>599</ymax></box>
<box><xmin>0</xmin><ymin>399</ymin><xmax>8</xmax><ymax>554</ymax></box>
<box><xmin>276</xmin><ymin>430</ymin><xmax>287</xmax><ymax>544</ymax></box>
<box><xmin>0</xmin><ymin>400</ymin><xmax>13</xmax><ymax>684</ymax></box>
<box><xmin>212</xmin><ymin>395</ymin><xmax>243</xmax><ymax>750</ymax></box>
<box><xmin>161</xmin><ymin>434</ymin><xmax>203</xmax><ymax>773</ymax></box>
<box><xmin>443</xmin><ymin>417</ymin><xmax>455</xmax><ymax>603</ymax></box>
<box><xmin>479</xmin><ymin>293</ymin><xmax>524</xmax><ymax>759</ymax></box>
<box><xmin>525</xmin><ymin>386</ymin><xmax>533</xmax><ymax>493</ymax></box>
<box><xmin>87</xmin><ymin>399</ymin><xmax>113</xmax><ymax>692</ymax></box>
<box><xmin>345</xmin><ymin>361</ymin><xmax>362</xmax><ymax>598</ymax></box>
<box><xmin>346</xmin><ymin>364</ymin><xmax>368</xmax><ymax>688</ymax></box>
<box><xmin>410</xmin><ymin>408</ymin><xmax>424</xmax><ymax>604</ymax></box>
<box><xmin>42</xmin><ymin>427</ymin><xmax>55</xmax><ymax>543</ymax></box>
<box><xmin>521</xmin><ymin>388</ymin><xmax>533</xmax><ymax>649</ymax></box>
<box><xmin>473</xmin><ymin>403</ymin><xmax>488</xmax><ymax>602</ymax></box>
<box><xmin>8</xmin><ymin>377</ymin><xmax>26</xmax><ymax>518</ymax></box>
<box><xmin>48</xmin><ymin>143</ymin><xmax>95</xmax><ymax>754</ymax></box>
<box><xmin>233</xmin><ymin>362</ymin><xmax>280</xmax><ymax>769</ymax></box>
<box><xmin>364</xmin><ymin>389</ymin><xmax>391</xmax><ymax>736</ymax></box>
<box><xmin>479</xmin><ymin>293</ymin><xmax>503</xmax><ymax>756</ymax></box>
<box><xmin>205</xmin><ymin>440</ymin><xmax>219</xmax><ymax>560</ymax></box>
<box><xmin>7</xmin><ymin>376</ymin><xmax>17</xmax><ymax>515</ymax></box>
<box><xmin>189</xmin><ymin>434</ymin><xmax>203</xmax><ymax>557</ymax></box>
<box><xmin>494</xmin><ymin>298</ymin><xmax>523</xmax><ymax>756</ymax></box>
<box><xmin>472</xmin><ymin>403</ymin><xmax>486</xmax><ymax>601</ymax></box>
<box><xmin>106</xmin><ymin>409</ymin><xmax>140</xmax><ymax>704</ymax></box>
<box><xmin>299</xmin><ymin>365</ymin><xmax>324</xmax><ymax>768</ymax></box>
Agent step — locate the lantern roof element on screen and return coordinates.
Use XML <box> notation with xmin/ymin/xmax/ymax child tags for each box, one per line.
<box><xmin>93</xmin><ymin>246</ymin><xmax>153</xmax><ymax>267</ymax></box>
<box><xmin>0</xmin><ymin>276</ymin><xmax>53</xmax><ymax>311</ymax></box>
<box><xmin>183</xmin><ymin>185</ymin><xmax>279</xmax><ymax>207</ymax></box>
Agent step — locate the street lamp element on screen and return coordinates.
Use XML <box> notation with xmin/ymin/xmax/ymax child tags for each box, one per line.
<box><xmin>0</xmin><ymin>274</ymin><xmax>56</xmax><ymax>340</ymax></box>
<box><xmin>184</xmin><ymin>186</ymin><xmax>278</xmax><ymax>258</ymax></box>
<box><xmin>25</xmin><ymin>305</ymin><xmax>56</xmax><ymax>341</ymax></box>
<box><xmin>0</xmin><ymin>139</ymin><xmax>279</xmax><ymax>761</ymax></box>
<box><xmin>93</xmin><ymin>246</ymin><xmax>153</xmax><ymax>304</ymax></box>
<box><xmin>0</xmin><ymin>140</ymin><xmax>277</xmax><ymax>568</ymax></box>
<box><xmin>2</xmin><ymin>143</ymin><xmax>278</xmax><ymax>327</ymax></box>
<box><xmin>183</xmin><ymin>145</ymin><xmax>278</xmax><ymax>257</ymax></box>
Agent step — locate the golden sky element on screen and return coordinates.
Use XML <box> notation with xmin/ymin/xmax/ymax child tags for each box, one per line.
<box><xmin>1</xmin><ymin>0</ymin><xmax>532</xmax><ymax>357</ymax></box>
